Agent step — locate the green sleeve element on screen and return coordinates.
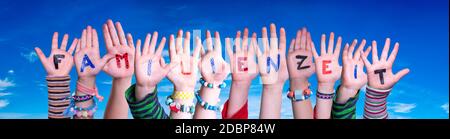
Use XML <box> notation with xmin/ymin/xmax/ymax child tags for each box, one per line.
<box><xmin>331</xmin><ymin>85</ymin><xmax>359</xmax><ymax>119</ymax></box>
<box><xmin>125</xmin><ymin>84</ymin><xmax>169</xmax><ymax>119</ymax></box>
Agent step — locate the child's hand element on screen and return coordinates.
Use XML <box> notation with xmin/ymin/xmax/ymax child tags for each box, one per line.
<box><xmin>225</xmin><ymin>28</ymin><xmax>258</xmax><ymax>82</ymax></box>
<box><xmin>287</xmin><ymin>28</ymin><xmax>315</xmax><ymax>81</ymax></box>
<box><xmin>254</xmin><ymin>24</ymin><xmax>288</xmax><ymax>85</ymax></box>
<box><xmin>338</xmin><ymin>39</ymin><xmax>371</xmax><ymax>102</ymax></box>
<box><xmin>135</xmin><ymin>32</ymin><xmax>176</xmax><ymax>91</ymax></box>
<box><xmin>101</xmin><ymin>19</ymin><xmax>135</xmax><ymax>79</ymax></box>
<box><xmin>35</xmin><ymin>32</ymin><xmax>78</xmax><ymax>76</ymax></box>
<box><xmin>74</xmin><ymin>26</ymin><xmax>114</xmax><ymax>80</ymax></box>
<box><xmin>310</xmin><ymin>32</ymin><xmax>342</xmax><ymax>93</ymax></box>
<box><xmin>198</xmin><ymin>31</ymin><xmax>230</xmax><ymax>83</ymax></box>
<box><xmin>167</xmin><ymin>30</ymin><xmax>202</xmax><ymax>92</ymax></box>
<box><xmin>360</xmin><ymin>38</ymin><xmax>409</xmax><ymax>90</ymax></box>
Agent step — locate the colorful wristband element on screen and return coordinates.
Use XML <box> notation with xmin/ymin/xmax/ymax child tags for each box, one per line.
<box><xmin>316</xmin><ymin>91</ymin><xmax>335</xmax><ymax>99</ymax></box>
<box><xmin>287</xmin><ymin>85</ymin><xmax>312</xmax><ymax>102</ymax></box>
<box><xmin>63</xmin><ymin>97</ymin><xmax>98</xmax><ymax>118</ymax></box>
<box><xmin>76</xmin><ymin>81</ymin><xmax>103</xmax><ymax>102</ymax></box>
<box><xmin>172</xmin><ymin>91</ymin><xmax>195</xmax><ymax>100</ymax></box>
<box><xmin>165</xmin><ymin>96</ymin><xmax>195</xmax><ymax>114</ymax></box>
<box><xmin>195</xmin><ymin>91</ymin><xmax>222</xmax><ymax>112</ymax></box>
<box><xmin>199</xmin><ymin>78</ymin><xmax>226</xmax><ymax>89</ymax></box>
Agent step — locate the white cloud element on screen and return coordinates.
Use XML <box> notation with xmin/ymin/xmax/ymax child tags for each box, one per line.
<box><xmin>389</xmin><ymin>113</ymin><xmax>411</xmax><ymax>119</ymax></box>
<box><xmin>389</xmin><ymin>103</ymin><xmax>416</xmax><ymax>113</ymax></box>
<box><xmin>0</xmin><ymin>78</ymin><xmax>15</xmax><ymax>91</ymax></box>
<box><xmin>21</xmin><ymin>51</ymin><xmax>38</xmax><ymax>63</ymax></box>
<box><xmin>8</xmin><ymin>70</ymin><xmax>14</xmax><ymax>74</ymax></box>
<box><xmin>0</xmin><ymin>92</ymin><xmax>12</xmax><ymax>97</ymax></box>
<box><xmin>0</xmin><ymin>99</ymin><xmax>9</xmax><ymax>108</ymax></box>
<box><xmin>0</xmin><ymin>113</ymin><xmax>28</xmax><ymax>119</ymax></box>
<box><xmin>441</xmin><ymin>103</ymin><xmax>449</xmax><ymax>114</ymax></box>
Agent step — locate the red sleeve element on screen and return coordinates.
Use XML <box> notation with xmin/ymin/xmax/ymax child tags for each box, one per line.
<box><xmin>221</xmin><ymin>99</ymin><xmax>248</xmax><ymax>119</ymax></box>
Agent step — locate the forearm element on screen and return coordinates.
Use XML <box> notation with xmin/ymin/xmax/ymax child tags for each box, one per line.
<box><xmin>290</xmin><ymin>79</ymin><xmax>313</xmax><ymax>119</ymax></box>
<box><xmin>260</xmin><ymin>83</ymin><xmax>284</xmax><ymax>119</ymax></box>
<box><xmin>194</xmin><ymin>87</ymin><xmax>221</xmax><ymax>119</ymax></box>
<box><xmin>364</xmin><ymin>86</ymin><xmax>390</xmax><ymax>119</ymax></box>
<box><xmin>332</xmin><ymin>85</ymin><xmax>359</xmax><ymax>119</ymax></box>
<box><xmin>170</xmin><ymin>86</ymin><xmax>195</xmax><ymax>119</ymax></box>
<box><xmin>226</xmin><ymin>81</ymin><xmax>250</xmax><ymax>118</ymax></box>
<box><xmin>315</xmin><ymin>82</ymin><xmax>336</xmax><ymax>119</ymax></box>
<box><xmin>104</xmin><ymin>77</ymin><xmax>132</xmax><ymax>119</ymax></box>
<box><xmin>72</xmin><ymin>77</ymin><xmax>96</xmax><ymax>119</ymax></box>
<box><xmin>125</xmin><ymin>84</ymin><xmax>169</xmax><ymax>119</ymax></box>
<box><xmin>47</xmin><ymin>75</ymin><xmax>71</xmax><ymax>119</ymax></box>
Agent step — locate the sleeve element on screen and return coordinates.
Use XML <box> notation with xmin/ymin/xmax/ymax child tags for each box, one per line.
<box><xmin>221</xmin><ymin>99</ymin><xmax>248</xmax><ymax>119</ymax></box>
<box><xmin>332</xmin><ymin>85</ymin><xmax>359</xmax><ymax>119</ymax></box>
<box><xmin>47</xmin><ymin>75</ymin><xmax>71</xmax><ymax>119</ymax></box>
<box><xmin>363</xmin><ymin>86</ymin><xmax>391</xmax><ymax>119</ymax></box>
<box><xmin>125</xmin><ymin>84</ymin><xmax>169</xmax><ymax>119</ymax></box>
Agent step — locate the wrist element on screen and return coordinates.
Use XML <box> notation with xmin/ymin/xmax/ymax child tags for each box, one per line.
<box><xmin>336</xmin><ymin>85</ymin><xmax>359</xmax><ymax>104</ymax></box>
<box><xmin>231</xmin><ymin>80</ymin><xmax>251</xmax><ymax>87</ymax></box>
<box><xmin>198</xmin><ymin>87</ymin><xmax>221</xmax><ymax>105</ymax></box>
<box><xmin>263</xmin><ymin>83</ymin><xmax>284</xmax><ymax>90</ymax></box>
<box><xmin>318</xmin><ymin>82</ymin><xmax>335</xmax><ymax>94</ymax></box>
<box><xmin>77</xmin><ymin>76</ymin><xmax>96</xmax><ymax>89</ymax></box>
<box><xmin>174</xmin><ymin>85</ymin><xmax>195</xmax><ymax>92</ymax></box>
<box><xmin>289</xmin><ymin>78</ymin><xmax>309</xmax><ymax>91</ymax></box>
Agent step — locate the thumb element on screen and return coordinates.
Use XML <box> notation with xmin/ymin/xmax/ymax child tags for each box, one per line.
<box><xmin>99</xmin><ymin>53</ymin><xmax>115</xmax><ymax>68</ymax></box>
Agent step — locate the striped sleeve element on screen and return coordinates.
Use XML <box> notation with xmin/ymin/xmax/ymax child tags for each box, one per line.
<box><xmin>363</xmin><ymin>86</ymin><xmax>391</xmax><ymax>119</ymax></box>
<box><xmin>47</xmin><ymin>75</ymin><xmax>71</xmax><ymax>119</ymax></box>
<box><xmin>332</xmin><ymin>86</ymin><xmax>359</xmax><ymax>119</ymax></box>
<box><xmin>125</xmin><ymin>84</ymin><xmax>169</xmax><ymax>119</ymax></box>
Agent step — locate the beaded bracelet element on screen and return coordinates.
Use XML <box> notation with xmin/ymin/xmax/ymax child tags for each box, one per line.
<box><xmin>172</xmin><ymin>91</ymin><xmax>195</xmax><ymax>100</ymax></box>
<box><xmin>65</xmin><ymin>93</ymin><xmax>94</xmax><ymax>102</ymax></box>
<box><xmin>77</xmin><ymin>81</ymin><xmax>103</xmax><ymax>102</ymax></box>
<box><xmin>165</xmin><ymin>96</ymin><xmax>195</xmax><ymax>114</ymax></box>
<box><xmin>195</xmin><ymin>91</ymin><xmax>222</xmax><ymax>112</ymax></box>
<box><xmin>316</xmin><ymin>91</ymin><xmax>335</xmax><ymax>99</ymax></box>
<box><xmin>287</xmin><ymin>86</ymin><xmax>312</xmax><ymax>102</ymax></box>
<box><xmin>63</xmin><ymin>97</ymin><xmax>98</xmax><ymax>118</ymax></box>
<box><xmin>199</xmin><ymin>78</ymin><xmax>226</xmax><ymax>89</ymax></box>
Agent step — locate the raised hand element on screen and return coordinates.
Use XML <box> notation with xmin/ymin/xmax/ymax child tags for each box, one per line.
<box><xmin>74</xmin><ymin>26</ymin><xmax>114</xmax><ymax>84</ymax></box>
<box><xmin>360</xmin><ymin>38</ymin><xmax>409</xmax><ymax>90</ymax></box>
<box><xmin>102</xmin><ymin>19</ymin><xmax>135</xmax><ymax>78</ymax></box>
<box><xmin>167</xmin><ymin>30</ymin><xmax>201</xmax><ymax>92</ymax></box>
<box><xmin>198</xmin><ymin>30</ymin><xmax>230</xmax><ymax>84</ymax></box>
<box><xmin>35</xmin><ymin>32</ymin><xmax>78</xmax><ymax>76</ymax></box>
<box><xmin>225</xmin><ymin>28</ymin><xmax>258</xmax><ymax>82</ymax></box>
<box><xmin>287</xmin><ymin>28</ymin><xmax>315</xmax><ymax>81</ymax></box>
<box><xmin>310</xmin><ymin>32</ymin><xmax>342</xmax><ymax>93</ymax></box>
<box><xmin>254</xmin><ymin>23</ymin><xmax>288</xmax><ymax>85</ymax></box>
<box><xmin>135</xmin><ymin>32</ymin><xmax>176</xmax><ymax>98</ymax></box>
<box><xmin>338</xmin><ymin>39</ymin><xmax>371</xmax><ymax>103</ymax></box>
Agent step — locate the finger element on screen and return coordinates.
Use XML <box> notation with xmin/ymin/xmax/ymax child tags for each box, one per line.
<box><xmin>135</xmin><ymin>39</ymin><xmax>142</xmax><ymax>58</ymax></box>
<box><xmin>51</xmin><ymin>32</ymin><xmax>58</xmax><ymax>50</ymax></box>
<box><xmin>81</xmin><ymin>29</ymin><xmax>87</xmax><ymax>49</ymax></box>
<box><xmin>360</xmin><ymin>50</ymin><xmax>372</xmax><ymax>68</ymax></box>
<box><xmin>310</xmin><ymin>41</ymin><xmax>319</xmax><ymax>59</ymax></box>
<box><xmin>342</xmin><ymin>43</ymin><xmax>349</xmax><ymax>60</ymax></box>
<box><xmin>294</xmin><ymin>30</ymin><xmax>301</xmax><ymax>50</ymax></box>
<box><xmin>371</xmin><ymin>40</ymin><xmax>379</xmax><ymax>63</ymax></box>
<box><xmin>155</xmin><ymin>37</ymin><xmax>167</xmax><ymax>58</ymax></box>
<box><xmin>100</xmin><ymin>53</ymin><xmax>115</xmax><ymax>67</ymax></box>
<box><xmin>206</xmin><ymin>30</ymin><xmax>213</xmax><ymax>52</ymax></box>
<box><xmin>327</xmin><ymin>32</ymin><xmax>335</xmax><ymax>54</ymax></box>
<box><xmin>75</xmin><ymin>38</ymin><xmax>81</xmax><ymax>53</ymax></box>
<box><xmin>279</xmin><ymin>27</ymin><xmax>286</xmax><ymax>53</ymax></box>
<box><xmin>288</xmin><ymin>39</ymin><xmax>295</xmax><ymax>52</ymax></box>
<box><xmin>214</xmin><ymin>31</ymin><xmax>223</xmax><ymax>57</ymax></box>
<box><xmin>60</xmin><ymin>34</ymin><xmax>69</xmax><ymax>51</ymax></box>
<box><xmin>143</xmin><ymin>33</ymin><xmax>151</xmax><ymax>55</ymax></box>
<box><xmin>34</xmin><ymin>47</ymin><xmax>48</xmax><ymax>65</ymax></box>
<box><xmin>252</xmin><ymin>33</ymin><xmax>262</xmax><ymax>57</ymax></box>
<box><xmin>248</xmin><ymin>32</ymin><xmax>255</xmax><ymax>55</ymax></box>
<box><xmin>242</xmin><ymin>28</ymin><xmax>249</xmax><ymax>52</ymax></box>
<box><xmin>262</xmin><ymin>26</ymin><xmax>269</xmax><ymax>53</ymax></box>
<box><xmin>184</xmin><ymin>31</ymin><xmax>191</xmax><ymax>55</ymax></box>
<box><xmin>388</xmin><ymin>42</ymin><xmax>399</xmax><ymax>64</ymax></box>
<box><xmin>163</xmin><ymin>58</ymin><xmax>179</xmax><ymax>73</ymax></box>
<box><xmin>348</xmin><ymin>39</ymin><xmax>357</xmax><ymax>58</ymax></box>
<box><xmin>235</xmin><ymin>30</ymin><xmax>242</xmax><ymax>52</ymax></box>
<box><xmin>364</xmin><ymin>46</ymin><xmax>372</xmax><ymax>57</ymax></box>
<box><xmin>194</xmin><ymin>36</ymin><xmax>202</xmax><ymax>59</ymax></box>
<box><xmin>354</xmin><ymin>39</ymin><xmax>366</xmax><ymax>61</ymax></box>
<box><xmin>320</xmin><ymin>34</ymin><xmax>326</xmax><ymax>55</ymax></box>
<box><xmin>149</xmin><ymin>32</ymin><xmax>158</xmax><ymax>54</ymax></box>
<box><xmin>169</xmin><ymin>34</ymin><xmax>176</xmax><ymax>60</ymax></box>
<box><xmin>269</xmin><ymin>23</ymin><xmax>278</xmax><ymax>52</ymax></box>
<box><xmin>102</xmin><ymin>24</ymin><xmax>113</xmax><ymax>50</ymax></box>
<box><xmin>127</xmin><ymin>33</ymin><xmax>134</xmax><ymax>49</ymax></box>
<box><xmin>86</xmin><ymin>26</ymin><xmax>92</xmax><ymax>48</ymax></box>
<box><xmin>300</xmin><ymin>28</ymin><xmax>307</xmax><ymax>50</ymax></box>
<box><xmin>176</xmin><ymin>29</ymin><xmax>184</xmax><ymax>54</ymax></box>
<box><xmin>115</xmin><ymin>22</ymin><xmax>128</xmax><ymax>46</ymax></box>
<box><xmin>394</xmin><ymin>68</ymin><xmax>410</xmax><ymax>82</ymax></box>
<box><xmin>306</xmin><ymin>32</ymin><xmax>312</xmax><ymax>51</ymax></box>
<box><xmin>107</xmin><ymin>19</ymin><xmax>120</xmax><ymax>46</ymax></box>
<box><xmin>67</xmin><ymin>38</ymin><xmax>78</xmax><ymax>55</ymax></box>
<box><xmin>93</xmin><ymin>29</ymin><xmax>100</xmax><ymax>51</ymax></box>
<box><xmin>225</xmin><ymin>38</ymin><xmax>233</xmax><ymax>59</ymax></box>
<box><xmin>380</xmin><ymin>38</ymin><xmax>391</xmax><ymax>62</ymax></box>
<box><xmin>334</xmin><ymin>36</ymin><xmax>342</xmax><ymax>58</ymax></box>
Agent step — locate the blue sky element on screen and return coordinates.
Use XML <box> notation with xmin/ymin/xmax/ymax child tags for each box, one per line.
<box><xmin>0</xmin><ymin>0</ymin><xmax>448</xmax><ymax>119</ymax></box>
